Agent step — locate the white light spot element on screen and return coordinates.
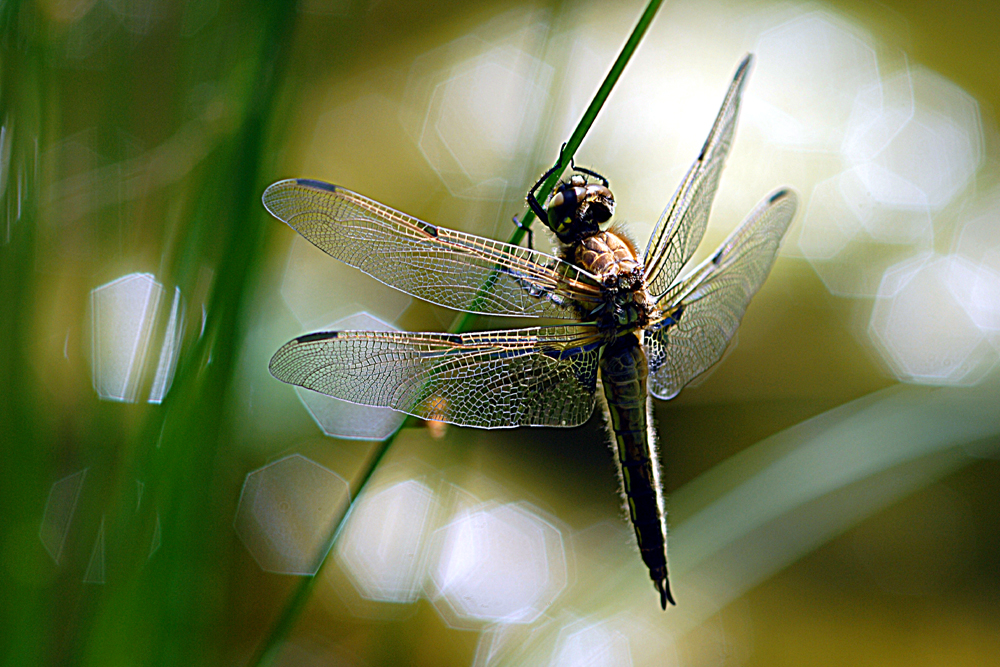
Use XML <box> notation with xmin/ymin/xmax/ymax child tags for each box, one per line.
<box><xmin>429</xmin><ymin>501</ymin><xmax>566</xmax><ymax>627</ymax></box>
<box><xmin>234</xmin><ymin>454</ymin><xmax>350</xmax><ymax>575</ymax></box>
<box><xmin>799</xmin><ymin>174</ymin><xmax>864</xmax><ymax>260</ymax></box>
<box><xmin>426</xmin><ymin>49</ymin><xmax>548</xmax><ymax>200</ymax></box>
<box><xmin>552</xmin><ymin>618</ymin><xmax>633</xmax><ymax>667</ymax></box>
<box><xmin>89</xmin><ymin>273</ymin><xmax>163</xmax><ymax>402</ymax></box>
<box><xmin>402</xmin><ymin>18</ymin><xmax>552</xmax><ymax>200</ymax></box>
<box><xmin>868</xmin><ymin>254</ymin><xmax>997</xmax><ymax>384</ymax></box>
<box><xmin>336</xmin><ymin>479</ymin><xmax>439</xmax><ymax>603</ymax></box>
<box><xmin>799</xmin><ymin>170</ymin><xmax>933</xmax><ymax>297</ymax></box>
<box><xmin>844</xmin><ymin>67</ymin><xmax>982</xmax><ymax>209</ymax></box>
<box><xmin>966</xmin><ymin>252</ymin><xmax>1000</xmax><ymax>333</ymax></box>
<box><xmin>839</xmin><ymin>165</ymin><xmax>932</xmax><ymax>244</ymax></box>
<box><xmin>750</xmin><ymin>12</ymin><xmax>880</xmax><ymax>151</ymax></box>
<box><xmin>949</xmin><ymin>200</ymin><xmax>1000</xmax><ymax>339</ymax></box>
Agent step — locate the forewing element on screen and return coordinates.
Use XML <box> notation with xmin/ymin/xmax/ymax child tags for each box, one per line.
<box><xmin>269</xmin><ymin>325</ymin><xmax>602</xmax><ymax>428</ymax></box>
<box><xmin>645</xmin><ymin>189</ymin><xmax>797</xmax><ymax>400</ymax></box>
<box><xmin>263</xmin><ymin>179</ymin><xmax>603</xmax><ymax>318</ymax></box>
<box><xmin>642</xmin><ymin>54</ymin><xmax>753</xmax><ymax>299</ymax></box>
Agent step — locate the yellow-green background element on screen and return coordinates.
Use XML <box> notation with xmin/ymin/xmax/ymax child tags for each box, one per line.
<box><xmin>1</xmin><ymin>0</ymin><xmax>997</xmax><ymax>665</ymax></box>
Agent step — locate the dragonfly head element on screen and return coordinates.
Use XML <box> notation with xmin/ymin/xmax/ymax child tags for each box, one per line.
<box><xmin>545</xmin><ymin>174</ymin><xmax>615</xmax><ymax>243</ymax></box>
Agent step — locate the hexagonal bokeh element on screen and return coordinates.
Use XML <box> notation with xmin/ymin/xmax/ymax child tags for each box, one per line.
<box><xmin>88</xmin><ymin>273</ymin><xmax>163</xmax><ymax>403</ymax></box>
<box><xmin>551</xmin><ymin>616</ymin><xmax>635</xmax><ymax>667</ymax></box>
<box><xmin>401</xmin><ymin>19</ymin><xmax>552</xmax><ymax>200</ymax></box>
<box><xmin>952</xmin><ymin>196</ymin><xmax>1000</xmax><ymax>336</ymax></box>
<box><xmin>424</xmin><ymin>47</ymin><xmax>550</xmax><ymax>200</ymax></box>
<box><xmin>837</xmin><ymin>165</ymin><xmax>933</xmax><ymax>245</ymax></box>
<box><xmin>39</xmin><ymin>469</ymin><xmax>88</xmax><ymax>564</ymax></box>
<box><xmin>474</xmin><ymin>607</ymin><xmax>677</xmax><ymax>667</ymax></box>
<box><xmin>799</xmin><ymin>173</ymin><xmax>865</xmax><ymax>261</ymax></box>
<box><xmin>292</xmin><ymin>312</ymin><xmax>407</xmax><ymax>441</ymax></box>
<box><xmin>555</xmin><ymin>621</ymin><xmax>632</xmax><ymax>666</ymax></box>
<box><xmin>280</xmin><ymin>234</ymin><xmax>411</xmax><ymax>331</ymax></box>
<box><xmin>799</xmin><ymin>169</ymin><xmax>933</xmax><ymax>297</ymax></box>
<box><xmin>965</xmin><ymin>253</ymin><xmax>1000</xmax><ymax>336</ymax></box>
<box><xmin>88</xmin><ymin>273</ymin><xmax>185</xmax><ymax>404</ymax></box>
<box><xmin>335</xmin><ymin>478</ymin><xmax>439</xmax><ymax>604</ymax></box>
<box><xmin>428</xmin><ymin>501</ymin><xmax>567</xmax><ymax>627</ymax></box>
<box><xmin>843</xmin><ymin>66</ymin><xmax>982</xmax><ymax>209</ymax></box>
<box><xmin>235</xmin><ymin>454</ymin><xmax>350</xmax><ymax>575</ymax></box>
<box><xmin>750</xmin><ymin>11</ymin><xmax>880</xmax><ymax>151</ymax></box>
<box><xmin>868</xmin><ymin>254</ymin><xmax>997</xmax><ymax>385</ymax></box>
<box><xmin>952</xmin><ymin>192</ymin><xmax>1000</xmax><ymax>264</ymax></box>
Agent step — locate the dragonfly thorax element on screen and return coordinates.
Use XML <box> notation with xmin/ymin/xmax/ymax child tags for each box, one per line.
<box><xmin>570</xmin><ymin>230</ymin><xmax>655</xmax><ymax>335</ymax></box>
<box><xmin>544</xmin><ymin>174</ymin><xmax>615</xmax><ymax>243</ymax></box>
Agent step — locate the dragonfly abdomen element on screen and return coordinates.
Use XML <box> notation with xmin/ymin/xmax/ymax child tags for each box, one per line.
<box><xmin>599</xmin><ymin>333</ymin><xmax>675</xmax><ymax>608</ymax></box>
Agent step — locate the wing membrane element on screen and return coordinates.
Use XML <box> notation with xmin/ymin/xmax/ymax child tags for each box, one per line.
<box><xmin>263</xmin><ymin>179</ymin><xmax>603</xmax><ymax>318</ymax></box>
<box><xmin>645</xmin><ymin>189</ymin><xmax>797</xmax><ymax>399</ymax></box>
<box><xmin>269</xmin><ymin>325</ymin><xmax>602</xmax><ymax>428</ymax></box>
<box><xmin>642</xmin><ymin>54</ymin><xmax>753</xmax><ymax>299</ymax></box>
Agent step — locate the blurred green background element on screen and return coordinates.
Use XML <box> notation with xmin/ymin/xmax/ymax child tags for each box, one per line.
<box><xmin>2</xmin><ymin>0</ymin><xmax>998</xmax><ymax>666</ymax></box>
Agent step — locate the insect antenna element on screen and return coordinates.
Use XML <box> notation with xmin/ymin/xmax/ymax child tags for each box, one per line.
<box><xmin>569</xmin><ymin>154</ymin><xmax>609</xmax><ymax>187</ymax></box>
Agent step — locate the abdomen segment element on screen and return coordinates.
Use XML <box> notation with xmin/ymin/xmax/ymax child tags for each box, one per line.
<box><xmin>599</xmin><ymin>333</ymin><xmax>675</xmax><ymax>608</ymax></box>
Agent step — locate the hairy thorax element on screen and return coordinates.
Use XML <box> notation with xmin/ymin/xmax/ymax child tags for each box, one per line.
<box><xmin>568</xmin><ymin>230</ymin><xmax>655</xmax><ymax>335</ymax></box>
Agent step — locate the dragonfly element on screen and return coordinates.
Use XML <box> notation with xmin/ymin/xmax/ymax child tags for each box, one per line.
<box><xmin>263</xmin><ymin>54</ymin><xmax>796</xmax><ymax>609</ymax></box>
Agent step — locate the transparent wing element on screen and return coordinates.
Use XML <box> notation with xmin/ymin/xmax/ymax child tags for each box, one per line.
<box><xmin>263</xmin><ymin>179</ymin><xmax>604</xmax><ymax>318</ymax></box>
<box><xmin>642</xmin><ymin>54</ymin><xmax>753</xmax><ymax>299</ymax></box>
<box><xmin>645</xmin><ymin>189</ymin><xmax>797</xmax><ymax>400</ymax></box>
<box><xmin>269</xmin><ymin>325</ymin><xmax>603</xmax><ymax>428</ymax></box>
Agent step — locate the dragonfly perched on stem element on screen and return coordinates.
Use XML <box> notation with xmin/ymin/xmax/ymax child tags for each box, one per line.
<box><xmin>263</xmin><ymin>54</ymin><xmax>796</xmax><ymax>609</ymax></box>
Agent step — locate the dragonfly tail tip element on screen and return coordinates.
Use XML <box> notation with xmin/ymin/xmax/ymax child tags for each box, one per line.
<box><xmin>656</xmin><ymin>578</ymin><xmax>677</xmax><ymax>610</ymax></box>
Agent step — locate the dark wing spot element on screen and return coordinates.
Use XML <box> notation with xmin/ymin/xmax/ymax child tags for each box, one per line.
<box><xmin>296</xmin><ymin>179</ymin><xmax>339</xmax><ymax>193</ymax></box>
<box><xmin>294</xmin><ymin>331</ymin><xmax>338</xmax><ymax>343</ymax></box>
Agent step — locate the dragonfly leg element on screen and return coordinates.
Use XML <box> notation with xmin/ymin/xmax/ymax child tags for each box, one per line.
<box><xmin>511</xmin><ymin>213</ymin><xmax>534</xmax><ymax>249</ymax></box>
<box><xmin>526</xmin><ymin>164</ymin><xmax>558</xmax><ymax>222</ymax></box>
<box><xmin>525</xmin><ymin>143</ymin><xmax>570</xmax><ymax>222</ymax></box>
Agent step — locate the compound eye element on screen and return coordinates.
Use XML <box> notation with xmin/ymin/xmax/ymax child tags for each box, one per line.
<box><xmin>548</xmin><ymin>191</ymin><xmax>565</xmax><ymax>209</ymax></box>
<box><xmin>592</xmin><ymin>205</ymin><xmax>612</xmax><ymax>224</ymax></box>
<box><xmin>590</xmin><ymin>185</ymin><xmax>614</xmax><ymax>203</ymax></box>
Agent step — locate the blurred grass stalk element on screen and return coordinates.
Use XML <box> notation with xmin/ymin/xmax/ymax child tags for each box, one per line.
<box><xmin>667</xmin><ymin>380</ymin><xmax>1000</xmax><ymax>628</ymax></box>
<box><xmin>1</xmin><ymin>2</ymin><xmax>48</xmax><ymax>665</ymax></box>
<box><xmin>2</xmin><ymin>1</ymin><xmax>296</xmax><ymax>665</ymax></box>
